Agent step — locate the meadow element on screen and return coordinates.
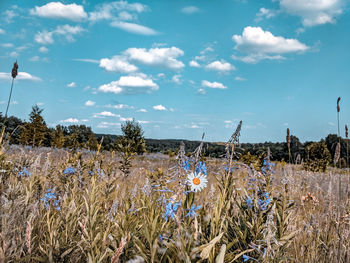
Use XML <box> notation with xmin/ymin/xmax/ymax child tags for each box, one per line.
<box><xmin>0</xmin><ymin>128</ymin><xmax>349</xmax><ymax>263</ymax></box>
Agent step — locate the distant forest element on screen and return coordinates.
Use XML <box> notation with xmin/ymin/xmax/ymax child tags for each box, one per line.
<box><xmin>1</xmin><ymin>106</ymin><xmax>348</xmax><ymax>164</ymax></box>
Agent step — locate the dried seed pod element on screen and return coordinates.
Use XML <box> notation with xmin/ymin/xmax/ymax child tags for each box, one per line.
<box><xmin>11</xmin><ymin>61</ymin><xmax>18</xmax><ymax>79</ymax></box>
<box><xmin>286</xmin><ymin>128</ymin><xmax>291</xmax><ymax>145</ymax></box>
<box><xmin>346</xmin><ymin>125</ymin><xmax>348</xmax><ymax>138</ymax></box>
<box><xmin>337</xmin><ymin>97</ymin><xmax>341</xmax><ymax>113</ymax></box>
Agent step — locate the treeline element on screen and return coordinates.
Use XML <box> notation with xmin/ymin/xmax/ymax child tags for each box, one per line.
<box><xmin>1</xmin><ymin>106</ymin><xmax>349</xmax><ymax>166</ymax></box>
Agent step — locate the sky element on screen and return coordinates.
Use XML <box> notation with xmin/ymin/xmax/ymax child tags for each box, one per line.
<box><xmin>0</xmin><ymin>0</ymin><xmax>349</xmax><ymax>143</ymax></box>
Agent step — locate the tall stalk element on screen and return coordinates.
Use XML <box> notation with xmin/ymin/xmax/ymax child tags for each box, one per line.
<box><xmin>336</xmin><ymin>97</ymin><xmax>342</xmax><ymax>262</ymax></box>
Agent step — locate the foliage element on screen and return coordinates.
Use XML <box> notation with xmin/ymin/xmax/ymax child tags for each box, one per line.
<box><xmin>120</xmin><ymin>119</ymin><xmax>146</xmax><ymax>155</ymax></box>
<box><xmin>303</xmin><ymin>141</ymin><xmax>331</xmax><ymax>172</ymax></box>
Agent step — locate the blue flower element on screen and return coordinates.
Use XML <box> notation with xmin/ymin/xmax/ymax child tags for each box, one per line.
<box><xmin>163</xmin><ymin>201</ymin><xmax>181</xmax><ymax>221</ymax></box>
<box><xmin>243</xmin><ymin>254</ymin><xmax>251</xmax><ymax>262</ymax></box>
<box><xmin>63</xmin><ymin>166</ymin><xmax>76</xmax><ymax>175</ymax></box>
<box><xmin>185</xmin><ymin>204</ymin><xmax>201</xmax><ymax>218</ymax></box>
<box><xmin>195</xmin><ymin>161</ymin><xmax>207</xmax><ymax>176</ymax></box>
<box><xmin>246</xmin><ymin>196</ymin><xmax>253</xmax><ymax>208</ymax></box>
<box><xmin>42</xmin><ymin>189</ymin><xmax>60</xmax><ymax>210</ymax></box>
<box><xmin>184</xmin><ymin>159</ymin><xmax>190</xmax><ymax>171</ymax></box>
<box><xmin>18</xmin><ymin>167</ymin><xmax>31</xmax><ymax>177</ymax></box>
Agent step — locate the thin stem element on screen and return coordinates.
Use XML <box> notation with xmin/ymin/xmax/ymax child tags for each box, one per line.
<box><xmin>5</xmin><ymin>77</ymin><xmax>15</xmax><ymax>119</ymax></box>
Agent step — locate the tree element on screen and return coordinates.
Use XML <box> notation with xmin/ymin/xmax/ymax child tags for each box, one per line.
<box><xmin>19</xmin><ymin>105</ymin><xmax>48</xmax><ymax>147</ymax></box>
<box><xmin>303</xmin><ymin>141</ymin><xmax>331</xmax><ymax>172</ymax></box>
<box><xmin>119</xmin><ymin>119</ymin><xmax>146</xmax><ymax>155</ymax></box>
<box><xmin>51</xmin><ymin>125</ymin><xmax>65</xmax><ymax>148</ymax></box>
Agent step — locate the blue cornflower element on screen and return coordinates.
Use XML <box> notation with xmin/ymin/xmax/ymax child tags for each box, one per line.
<box><xmin>185</xmin><ymin>204</ymin><xmax>201</xmax><ymax>218</ymax></box>
<box><xmin>42</xmin><ymin>189</ymin><xmax>60</xmax><ymax>210</ymax></box>
<box><xmin>195</xmin><ymin>161</ymin><xmax>207</xmax><ymax>176</ymax></box>
<box><xmin>163</xmin><ymin>201</ymin><xmax>181</xmax><ymax>221</ymax></box>
<box><xmin>243</xmin><ymin>254</ymin><xmax>251</xmax><ymax>262</ymax></box>
<box><xmin>246</xmin><ymin>196</ymin><xmax>253</xmax><ymax>208</ymax></box>
<box><xmin>18</xmin><ymin>167</ymin><xmax>31</xmax><ymax>177</ymax></box>
<box><xmin>258</xmin><ymin>192</ymin><xmax>271</xmax><ymax>211</ymax></box>
<box><xmin>63</xmin><ymin>166</ymin><xmax>76</xmax><ymax>175</ymax></box>
<box><xmin>184</xmin><ymin>159</ymin><xmax>190</xmax><ymax>171</ymax></box>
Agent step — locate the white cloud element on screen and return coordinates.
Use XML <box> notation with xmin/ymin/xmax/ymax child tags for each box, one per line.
<box><xmin>137</xmin><ymin>108</ymin><xmax>147</xmax><ymax>112</ymax></box>
<box><xmin>30</xmin><ymin>2</ymin><xmax>87</xmax><ymax>21</ymax></box>
<box><xmin>60</xmin><ymin>118</ymin><xmax>80</xmax><ymax>123</ymax></box>
<box><xmin>189</xmin><ymin>60</ymin><xmax>200</xmax><ymax>67</ymax></box>
<box><xmin>124</xmin><ymin>47</ymin><xmax>185</xmax><ymax>70</ymax></box>
<box><xmin>153</xmin><ymin>105</ymin><xmax>167</xmax><ymax>111</ymax></box>
<box><xmin>93</xmin><ymin>111</ymin><xmax>119</xmax><ymax>118</ymax></box>
<box><xmin>85</xmin><ymin>100</ymin><xmax>96</xmax><ymax>106</ymax></box>
<box><xmin>106</xmin><ymin>103</ymin><xmax>134</xmax><ymax>109</ymax></box>
<box><xmin>235</xmin><ymin>76</ymin><xmax>247</xmax><ymax>81</ymax></box>
<box><xmin>36</xmin><ymin>102</ymin><xmax>45</xmax><ymax>106</ymax></box>
<box><xmin>256</xmin><ymin>7</ymin><xmax>276</xmax><ymax>21</ymax></box>
<box><xmin>181</xmin><ymin>6</ymin><xmax>200</xmax><ymax>14</ymax></box>
<box><xmin>110</xmin><ymin>21</ymin><xmax>158</xmax><ymax>35</ymax></box>
<box><xmin>232</xmin><ymin>26</ymin><xmax>309</xmax><ymax>63</ymax></box>
<box><xmin>39</xmin><ymin>46</ymin><xmax>49</xmax><ymax>53</ymax></box>
<box><xmin>138</xmin><ymin>120</ymin><xmax>150</xmax><ymax>124</ymax></box>
<box><xmin>73</xmin><ymin>58</ymin><xmax>99</xmax><ymax>63</ymax></box>
<box><xmin>34</xmin><ymin>25</ymin><xmax>84</xmax><ymax>45</ymax></box>
<box><xmin>0</xmin><ymin>72</ymin><xmax>41</xmax><ymax>81</ymax></box>
<box><xmin>97</xmin><ymin>121</ymin><xmax>121</xmax><ymax>128</ymax></box>
<box><xmin>197</xmin><ymin>88</ymin><xmax>206</xmax><ymax>95</ymax></box>
<box><xmin>99</xmin><ymin>56</ymin><xmax>138</xmax><ymax>73</ymax></box>
<box><xmin>205</xmin><ymin>60</ymin><xmax>236</xmax><ymax>72</ymax></box>
<box><xmin>171</xmin><ymin>74</ymin><xmax>182</xmax><ymax>85</ymax></box>
<box><xmin>1</xmin><ymin>43</ymin><xmax>13</xmax><ymax>48</ymax></box>
<box><xmin>279</xmin><ymin>0</ymin><xmax>343</xmax><ymax>27</ymax></box>
<box><xmin>202</xmin><ymin>80</ymin><xmax>227</xmax><ymax>89</ymax></box>
<box><xmin>29</xmin><ymin>56</ymin><xmax>40</xmax><ymax>62</ymax></box>
<box><xmin>98</xmin><ymin>75</ymin><xmax>159</xmax><ymax>94</ymax></box>
<box><xmin>120</xmin><ymin>117</ymin><xmax>133</xmax><ymax>121</ymax></box>
<box><xmin>89</xmin><ymin>1</ymin><xmax>149</xmax><ymax>22</ymax></box>
<box><xmin>0</xmin><ymin>29</ymin><xmax>5</xmax><ymax>34</ymax></box>
<box><xmin>34</xmin><ymin>31</ymin><xmax>54</xmax><ymax>45</ymax></box>
<box><xmin>67</xmin><ymin>82</ymin><xmax>76</xmax><ymax>88</ymax></box>
<box><xmin>10</xmin><ymin>51</ymin><xmax>19</xmax><ymax>58</ymax></box>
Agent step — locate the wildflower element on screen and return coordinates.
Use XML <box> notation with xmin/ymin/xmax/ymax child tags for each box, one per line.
<box><xmin>18</xmin><ymin>167</ymin><xmax>31</xmax><ymax>177</ymax></box>
<box><xmin>163</xmin><ymin>201</ymin><xmax>181</xmax><ymax>221</ymax></box>
<box><xmin>185</xmin><ymin>204</ymin><xmax>201</xmax><ymax>218</ymax></box>
<box><xmin>63</xmin><ymin>166</ymin><xmax>76</xmax><ymax>175</ymax></box>
<box><xmin>186</xmin><ymin>172</ymin><xmax>208</xmax><ymax>192</ymax></box>
<box><xmin>42</xmin><ymin>189</ymin><xmax>60</xmax><ymax>210</ymax></box>
<box><xmin>184</xmin><ymin>159</ymin><xmax>190</xmax><ymax>171</ymax></box>
<box><xmin>257</xmin><ymin>192</ymin><xmax>271</xmax><ymax>211</ymax></box>
<box><xmin>246</xmin><ymin>196</ymin><xmax>253</xmax><ymax>208</ymax></box>
<box><xmin>195</xmin><ymin>161</ymin><xmax>207</xmax><ymax>176</ymax></box>
<box><xmin>243</xmin><ymin>254</ymin><xmax>251</xmax><ymax>262</ymax></box>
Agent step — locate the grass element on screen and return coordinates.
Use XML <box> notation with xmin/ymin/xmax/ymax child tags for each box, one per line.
<box><xmin>0</xmin><ymin>142</ymin><xmax>349</xmax><ymax>263</ymax></box>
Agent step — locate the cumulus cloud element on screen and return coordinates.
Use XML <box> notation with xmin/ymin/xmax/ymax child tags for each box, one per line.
<box><xmin>124</xmin><ymin>47</ymin><xmax>185</xmax><ymax>70</ymax></box>
<box><xmin>137</xmin><ymin>108</ymin><xmax>147</xmax><ymax>112</ymax></box>
<box><xmin>235</xmin><ymin>76</ymin><xmax>247</xmax><ymax>81</ymax></box>
<box><xmin>205</xmin><ymin>60</ymin><xmax>236</xmax><ymax>72</ymax></box>
<box><xmin>98</xmin><ymin>75</ymin><xmax>158</xmax><ymax>94</ymax></box>
<box><xmin>110</xmin><ymin>21</ymin><xmax>158</xmax><ymax>35</ymax></box>
<box><xmin>255</xmin><ymin>7</ymin><xmax>276</xmax><ymax>21</ymax></box>
<box><xmin>189</xmin><ymin>60</ymin><xmax>200</xmax><ymax>67</ymax></box>
<box><xmin>232</xmin><ymin>26</ymin><xmax>309</xmax><ymax>63</ymax></box>
<box><xmin>39</xmin><ymin>46</ymin><xmax>49</xmax><ymax>53</ymax></box>
<box><xmin>181</xmin><ymin>6</ymin><xmax>200</xmax><ymax>14</ymax></box>
<box><xmin>93</xmin><ymin>111</ymin><xmax>120</xmax><ymax>118</ymax></box>
<box><xmin>34</xmin><ymin>25</ymin><xmax>84</xmax><ymax>45</ymax></box>
<box><xmin>97</xmin><ymin>121</ymin><xmax>121</xmax><ymax>128</ymax></box>
<box><xmin>99</xmin><ymin>56</ymin><xmax>138</xmax><ymax>73</ymax></box>
<box><xmin>202</xmin><ymin>80</ymin><xmax>227</xmax><ymax>89</ymax></box>
<box><xmin>153</xmin><ymin>105</ymin><xmax>167</xmax><ymax>111</ymax></box>
<box><xmin>197</xmin><ymin>88</ymin><xmax>206</xmax><ymax>95</ymax></box>
<box><xmin>67</xmin><ymin>82</ymin><xmax>76</xmax><ymax>88</ymax></box>
<box><xmin>105</xmin><ymin>104</ymin><xmax>134</xmax><ymax>109</ymax></box>
<box><xmin>60</xmin><ymin>118</ymin><xmax>80</xmax><ymax>123</ymax></box>
<box><xmin>85</xmin><ymin>100</ymin><xmax>96</xmax><ymax>106</ymax></box>
<box><xmin>30</xmin><ymin>2</ymin><xmax>87</xmax><ymax>21</ymax></box>
<box><xmin>0</xmin><ymin>72</ymin><xmax>41</xmax><ymax>81</ymax></box>
<box><xmin>279</xmin><ymin>0</ymin><xmax>343</xmax><ymax>27</ymax></box>
<box><xmin>171</xmin><ymin>74</ymin><xmax>182</xmax><ymax>85</ymax></box>
<box><xmin>89</xmin><ymin>1</ymin><xmax>149</xmax><ymax>22</ymax></box>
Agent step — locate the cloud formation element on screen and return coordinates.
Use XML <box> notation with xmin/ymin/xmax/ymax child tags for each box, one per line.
<box><xmin>0</xmin><ymin>72</ymin><xmax>42</xmax><ymax>81</ymax></box>
<box><xmin>30</xmin><ymin>2</ymin><xmax>87</xmax><ymax>21</ymax></box>
<box><xmin>202</xmin><ymin>80</ymin><xmax>227</xmax><ymax>89</ymax></box>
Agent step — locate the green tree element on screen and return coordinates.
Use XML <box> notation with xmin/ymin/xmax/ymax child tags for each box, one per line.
<box><xmin>51</xmin><ymin>125</ymin><xmax>65</xmax><ymax>148</ymax></box>
<box><xmin>303</xmin><ymin>141</ymin><xmax>331</xmax><ymax>172</ymax></box>
<box><xmin>119</xmin><ymin>119</ymin><xmax>146</xmax><ymax>155</ymax></box>
<box><xmin>19</xmin><ymin>105</ymin><xmax>48</xmax><ymax>147</ymax></box>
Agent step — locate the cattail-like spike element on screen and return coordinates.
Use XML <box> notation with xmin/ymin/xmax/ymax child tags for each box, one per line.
<box><xmin>334</xmin><ymin>142</ymin><xmax>341</xmax><ymax>165</ymax></box>
<box><xmin>337</xmin><ymin>97</ymin><xmax>341</xmax><ymax>113</ymax></box>
<box><xmin>12</xmin><ymin>61</ymin><xmax>18</xmax><ymax>79</ymax></box>
<box><xmin>346</xmin><ymin>125</ymin><xmax>348</xmax><ymax>138</ymax></box>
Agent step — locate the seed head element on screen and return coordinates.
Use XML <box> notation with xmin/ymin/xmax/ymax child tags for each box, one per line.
<box><xmin>12</xmin><ymin>61</ymin><xmax>18</xmax><ymax>79</ymax></box>
<box><xmin>346</xmin><ymin>125</ymin><xmax>348</xmax><ymax>138</ymax></box>
<box><xmin>337</xmin><ymin>97</ymin><xmax>341</xmax><ymax>113</ymax></box>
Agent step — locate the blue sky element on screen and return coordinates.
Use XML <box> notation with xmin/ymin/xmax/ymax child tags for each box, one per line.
<box><xmin>0</xmin><ymin>0</ymin><xmax>349</xmax><ymax>142</ymax></box>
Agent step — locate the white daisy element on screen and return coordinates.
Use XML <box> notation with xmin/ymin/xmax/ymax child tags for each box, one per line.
<box><xmin>186</xmin><ymin>172</ymin><xmax>208</xmax><ymax>192</ymax></box>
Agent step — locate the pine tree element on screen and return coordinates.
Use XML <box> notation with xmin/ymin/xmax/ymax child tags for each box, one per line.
<box><xmin>19</xmin><ymin>105</ymin><xmax>48</xmax><ymax>147</ymax></box>
<box><xmin>51</xmin><ymin>125</ymin><xmax>65</xmax><ymax>148</ymax></box>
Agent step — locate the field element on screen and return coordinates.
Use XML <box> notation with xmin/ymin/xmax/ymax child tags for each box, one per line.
<box><xmin>0</xmin><ymin>140</ymin><xmax>349</xmax><ymax>263</ymax></box>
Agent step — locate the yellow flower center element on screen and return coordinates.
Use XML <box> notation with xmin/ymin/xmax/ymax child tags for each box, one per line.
<box><xmin>192</xmin><ymin>177</ymin><xmax>200</xmax><ymax>185</ymax></box>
